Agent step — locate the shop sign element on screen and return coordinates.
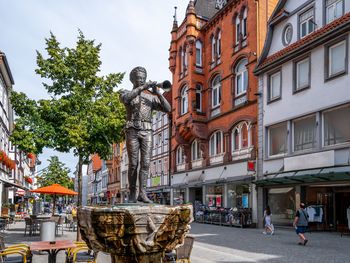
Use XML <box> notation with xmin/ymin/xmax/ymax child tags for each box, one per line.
<box><xmin>247</xmin><ymin>160</ymin><xmax>255</xmax><ymax>171</ymax></box>
<box><xmin>152</xmin><ymin>176</ymin><xmax>161</xmax><ymax>187</ymax></box>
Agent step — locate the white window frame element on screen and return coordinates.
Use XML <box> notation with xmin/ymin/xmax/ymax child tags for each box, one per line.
<box><xmin>195</xmin><ymin>40</ymin><xmax>203</xmax><ymax>67</ymax></box>
<box><xmin>211</xmin><ymin>76</ymin><xmax>221</xmax><ymax>108</ymax></box>
<box><xmin>232</xmin><ymin>122</ymin><xmax>251</xmax><ymax>151</ymax></box>
<box><xmin>242</xmin><ymin>8</ymin><xmax>247</xmax><ymax>38</ymax></box>
<box><xmin>322</xmin><ymin>104</ymin><xmax>350</xmax><ymax>147</ymax></box>
<box><xmin>216</xmin><ymin>31</ymin><xmax>221</xmax><ymax>59</ymax></box>
<box><xmin>176</xmin><ymin>146</ymin><xmax>185</xmax><ymax>165</ymax></box>
<box><xmin>268</xmin><ymin>71</ymin><xmax>281</xmax><ymax>102</ymax></box>
<box><xmin>209</xmin><ymin>131</ymin><xmax>223</xmax><ymax>156</ymax></box>
<box><xmin>235</xmin><ymin>59</ymin><xmax>248</xmax><ymax>96</ymax></box>
<box><xmin>235</xmin><ymin>16</ymin><xmax>241</xmax><ymax>44</ymax></box>
<box><xmin>326</xmin><ymin>0</ymin><xmax>343</xmax><ymax>24</ymax></box>
<box><xmin>180</xmin><ymin>86</ymin><xmax>188</xmax><ymax>115</ymax></box>
<box><xmin>295</xmin><ymin>57</ymin><xmax>310</xmax><ymax>91</ymax></box>
<box><xmin>328</xmin><ymin>40</ymin><xmax>346</xmax><ymax>77</ymax></box>
<box><xmin>299</xmin><ymin>8</ymin><xmax>315</xmax><ymax>38</ymax></box>
<box><xmin>292</xmin><ymin>115</ymin><xmax>316</xmax><ymax>152</ymax></box>
<box><xmin>211</xmin><ymin>36</ymin><xmax>216</xmax><ymax>62</ymax></box>
<box><xmin>268</xmin><ymin>123</ymin><xmax>288</xmax><ymax>157</ymax></box>
<box><xmin>191</xmin><ymin>140</ymin><xmax>202</xmax><ymax>161</ymax></box>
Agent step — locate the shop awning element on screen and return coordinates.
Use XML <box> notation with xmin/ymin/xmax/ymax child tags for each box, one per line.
<box><xmin>255</xmin><ymin>165</ymin><xmax>350</xmax><ymax>186</ymax></box>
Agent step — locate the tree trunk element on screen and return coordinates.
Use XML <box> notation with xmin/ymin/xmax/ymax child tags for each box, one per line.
<box><xmin>76</xmin><ymin>154</ymin><xmax>83</xmax><ymax>241</ymax></box>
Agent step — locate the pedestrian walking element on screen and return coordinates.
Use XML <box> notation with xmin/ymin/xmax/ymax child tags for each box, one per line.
<box><xmin>263</xmin><ymin>205</ymin><xmax>274</xmax><ymax>235</ymax></box>
<box><xmin>293</xmin><ymin>202</ymin><xmax>309</xmax><ymax>245</ymax></box>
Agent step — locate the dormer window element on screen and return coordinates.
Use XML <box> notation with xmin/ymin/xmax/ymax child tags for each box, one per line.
<box><xmin>326</xmin><ymin>0</ymin><xmax>343</xmax><ymax>24</ymax></box>
<box><xmin>299</xmin><ymin>8</ymin><xmax>315</xmax><ymax>38</ymax></box>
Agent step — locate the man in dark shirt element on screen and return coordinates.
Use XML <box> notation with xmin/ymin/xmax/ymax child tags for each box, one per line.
<box><xmin>293</xmin><ymin>202</ymin><xmax>309</xmax><ymax>245</ymax></box>
<box><xmin>120</xmin><ymin>66</ymin><xmax>171</xmax><ymax>203</ymax></box>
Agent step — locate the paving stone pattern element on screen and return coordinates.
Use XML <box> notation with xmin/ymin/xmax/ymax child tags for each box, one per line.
<box><xmin>3</xmin><ymin>221</ymin><xmax>350</xmax><ymax>262</ymax></box>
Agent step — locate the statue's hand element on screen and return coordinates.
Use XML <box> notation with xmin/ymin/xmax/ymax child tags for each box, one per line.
<box><xmin>143</xmin><ymin>81</ymin><xmax>157</xmax><ymax>90</ymax></box>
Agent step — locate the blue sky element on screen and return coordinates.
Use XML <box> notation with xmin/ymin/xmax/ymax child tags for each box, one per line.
<box><xmin>0</xmin><ymin>0</ymin><xmax>188</xmax><ymax>176</ymax></box>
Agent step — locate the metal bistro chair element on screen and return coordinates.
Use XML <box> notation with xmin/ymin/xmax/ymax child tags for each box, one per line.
<box><xmin>24</xmin><ymin>218</ymin><xmax>37</xmax><ymax>236</ymax></box>
<box><xmin>0</xmin><ymin>234</ymin><xmax>32</xmax><ymax>263</ymax></box>
<box><xmin>65</xmin><ymin>241</ymin><xmax>98</xmax><ymax>263</ymax></box>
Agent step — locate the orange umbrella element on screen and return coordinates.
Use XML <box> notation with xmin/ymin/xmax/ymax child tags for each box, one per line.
<box><xmin>30</xmin><ymin>184</ymin><xmax>78</xmax><ymax>215</ymax></box>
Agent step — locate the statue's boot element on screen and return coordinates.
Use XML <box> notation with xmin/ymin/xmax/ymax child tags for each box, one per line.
<box><xmin>137</xmin><ymin>189</ymin><xmax>153</xmax><ymax>203</ymax></box>
<box><xmin>129</xmin><ymin>188</ymin><xmax>137</xmax><ymax>203</ymax></box>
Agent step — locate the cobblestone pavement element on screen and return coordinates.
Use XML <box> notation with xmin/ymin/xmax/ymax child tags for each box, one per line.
<box><xmin>3</xmin><ymin>221</ymin><xmax>350</xmax><ymax>262</ymax></box>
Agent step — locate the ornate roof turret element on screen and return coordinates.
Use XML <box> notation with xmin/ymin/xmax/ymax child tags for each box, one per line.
<box><xmin>171</xmin><ymin>6</ymin><xmax>178</xmax><ymax>32</ymax></box>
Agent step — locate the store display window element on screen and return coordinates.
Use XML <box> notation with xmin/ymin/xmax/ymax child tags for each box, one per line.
<box><xmin>227</xmin><ymin>184</ymin><xmax>250</xmax><ymax>209</ymax></box>
<box><xmin>267</xmin><ymin>187</ymin><xmax>295</xmax><ymax>226</ymax></box>
<box><xmin>206</xmin><ymin>185</ymin><xmax>223</xmax><ymax>208</ymax></box>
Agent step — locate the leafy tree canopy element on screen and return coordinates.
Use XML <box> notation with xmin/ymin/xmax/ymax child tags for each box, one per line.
<box><xmin>37</xmin><ymin>156</ymin><xmax>73</xmax><ymax>189</ymax></box>
<box><xmin>10</xmin><ymin>30</ymin><xmax>126</xmax><ymax>161</ymax></box>
<box><xmin>10</xmin><ymin>31</ymin><xmax>126</xmax><ymax>210</ymax></box>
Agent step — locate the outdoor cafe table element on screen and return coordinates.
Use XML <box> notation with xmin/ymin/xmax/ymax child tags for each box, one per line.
<box><xmin>30</xmin><ymin>240</ymin><xmax>76</xmax><ymax>263</ymax></box>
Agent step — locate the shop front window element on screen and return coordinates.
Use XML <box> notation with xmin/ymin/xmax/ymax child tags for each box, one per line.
<box><xmin>227</xmin><ymin>184</ymin><xmax>250</xmax><ymax>209</ymax></box>
<box><xmin>206</xmin><ymin>185</ymin><xmax>223</xmax><ymax>208</ymax></box>
<box><xmin>267</xmin><ymin>187</ymin><xmax>295</xmax><ymax>226</ymax></box>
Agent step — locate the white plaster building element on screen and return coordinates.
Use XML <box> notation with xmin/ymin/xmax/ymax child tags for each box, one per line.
<box><xmin>255</xmin><ymin>0</ymin><xmax>350</xmax><ymax>230</ymax></box>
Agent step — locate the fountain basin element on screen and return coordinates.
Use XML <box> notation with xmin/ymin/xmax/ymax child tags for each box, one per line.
<box><xmin>78</xmin><ymin>204</ymin><xmax>193</xmax><ymax>262</ymax></box>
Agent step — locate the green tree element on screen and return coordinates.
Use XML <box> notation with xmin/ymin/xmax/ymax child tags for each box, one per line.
<box><xmin>10</xmin><ymin>31</ymin><xmax>126</xmax><ymax>212</ymax></box>
<box><xmin>37</xmin><ymin>156</ymin><xmax>72</xmax><ymax>189</ymax></box>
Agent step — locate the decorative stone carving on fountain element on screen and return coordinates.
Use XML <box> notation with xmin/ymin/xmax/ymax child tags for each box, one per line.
<box><xmin>78</xmin><ymin>204</ymin><xmax>193</xmax><ymax>263</ymax></box>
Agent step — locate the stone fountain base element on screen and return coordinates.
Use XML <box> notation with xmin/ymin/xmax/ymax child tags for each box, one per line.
<box><xmin>78</xmin><ymin>204</ymin><xmax>193</xmax><ymax>263</ymax></box>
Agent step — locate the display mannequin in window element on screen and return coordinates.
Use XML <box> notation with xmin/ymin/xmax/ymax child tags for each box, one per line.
<box><xmin>120</xmin><ymin>66</ymin><xmax>171</xmax><ymax>203</ymax></box>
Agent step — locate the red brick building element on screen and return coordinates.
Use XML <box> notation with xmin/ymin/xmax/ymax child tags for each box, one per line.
<box><xmin>169</xmin><ymin>0</ymin><xmax>276</xmax><ymax>225</ymax></box>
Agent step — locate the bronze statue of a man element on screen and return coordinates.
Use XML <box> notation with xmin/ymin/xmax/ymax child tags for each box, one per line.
<box><xmin>120</xmin><ymin>66</ymin><xmax>171</xmax><ymax>203</ymax></box>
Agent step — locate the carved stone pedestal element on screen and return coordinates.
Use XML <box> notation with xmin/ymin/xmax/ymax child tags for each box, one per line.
<box><xmin>78</xmin><ymin>204</ymin><xmax>193</xmax><ymax>263</ymax></box>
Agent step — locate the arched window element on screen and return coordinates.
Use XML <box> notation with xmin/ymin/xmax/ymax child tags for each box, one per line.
<box><xmin>235</xmin><ymin>15</ymin><xmax>241</xmax><ymax>44</ymax></box>
<box><xmin>191</xmin><ymin>140</ymin><xmax>202</xmax><ymax>161</ymax></box>
<box><xmin>195</xmin><ymin>84</ymin><xmax>202</xmax><ymax>112</ymax></box>
<box><xmin>176</xmin><ymin>146</ymin><xmax>184</xmax><ymax>165</ymax></box>
<box><xmin>211</xmin><ymin>35</ymin><xmax>216</xmax><ymax>62</ymax></box>
<box><xmin>235</xmin><ymin>59</ymin><xmax>248</xmax><ymax>96</ymax></box>
<box><xmin>180</xmin><ymin>86</ymin><xmax>188</xmax><ymax>115</ymax></box>
<box><xmin>211</xmin><ymin>75</ymin><xmax>221</xmax><ymax>108</ymax></box>
<box><xmin>217</xmin><ymin>30</ymin><xmax>221</xmax><ymax>59</ymax></box>
<box><xmin>231</xmin><ymin>121</ymin><xmax>251</xmax><ymax>151</ymax></box>
<box><xmin>209</xmin><ymin>131</ymin><xmax>223</xmax><ymax>156</ymax></box>
<box><xmin>195</xmin><ymin>40</ymin><xmax>203</xmax><ymax>67</ymax></box>
<box><xmin>242</xmin><ymin>8</ymin><xmax>247</xmax><ymax>38</ymax></box>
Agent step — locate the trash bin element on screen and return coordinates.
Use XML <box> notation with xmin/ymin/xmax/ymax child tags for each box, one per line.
<box><xmin>40</xmin><ymin>220</ymin><xmax>56</xmax><ymax>241</ymax></box>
